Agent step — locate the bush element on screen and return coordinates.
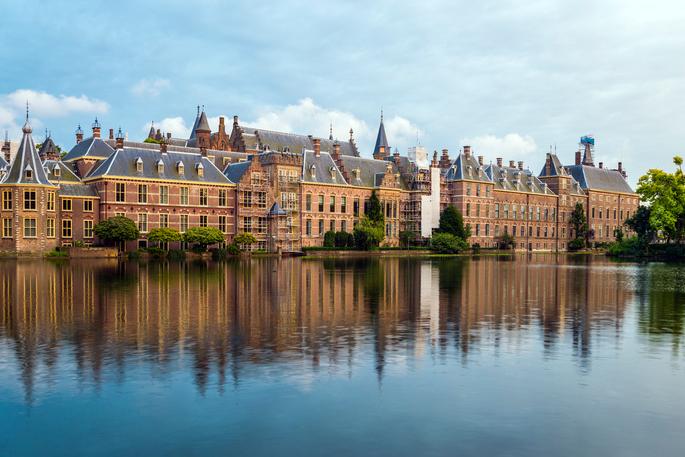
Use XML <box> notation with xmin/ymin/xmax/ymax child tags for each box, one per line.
<box><xmin>323</xmin><ymin>230</ymin><xmax>337</xmax><ymax>247</ymax></box>
<box><xmin>183</xmin><ymin>227</ymin><xmax>225</xmax><ymax>251</ymax></box>
<box><xmin>607</xmin><ymin>236</ymin><xmax>644</xmax><ymax>257</ymax></box>
<box><xmin>45</xmin><ymin>249</ymin><xmax>68</xmax><ymax>258</ymax></box>
<box><xmin>94</xmin><ymin>216</ymin><xmax>139</xmax><ymax>249</ymax></box>
<box><xmin>335</xmin><ymin>231</ymin><xmax>354</xmax><ymax>248</ymax></box>
<box><xmin>568</xmin><ymin>238</ymin><xmax>585</xmax><ymax>251</ymax></box>
<box><xmin>471</xmin><ymin>243</ymin><xmax>481</xmax><ymax>254</ymax></box>
<box><xmin>496</xmin><ymin>233</ymin><xmax>515</xmax><ymax>250</ymax></box>
<box><xmin>431</xmin><ymin>232</ymin><xmax>468</xmax><ymax>254</ymax></box>
<box><xmin>148</xmin><ymin>227</ymin><xmax>182</xmax><ymax>246</ymax></box>
<box><xmin>146</xmin><ymin>246</ymin><xmax>165</xmax><ymax>258</ymax></box>
<box><xmin>353</xmin><ymin>216</ymin><xmax>384</xmax><ymax>250</ymax></box>
<box><xmin>234</xmin><ymin>232</ymin><xmax>257</xmax><ymax>251</ymax></box>
<box><xmin>167</xmin><ymin>249</ymin><xmax>186</xmax><ymax>261</ymax></box>
<box><xmin>226</xmin><ymin>243</ymin><xmax>241</xmax><ymax>256</ymax></box>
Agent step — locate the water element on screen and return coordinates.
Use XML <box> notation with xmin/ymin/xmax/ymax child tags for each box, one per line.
<box><xmin>0</xmin><ymin>255</ymin><xmax>683</xmax><ymax>457</ymax></box>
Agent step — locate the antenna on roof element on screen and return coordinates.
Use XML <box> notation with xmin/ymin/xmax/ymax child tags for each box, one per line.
<box><xmin>197</xmin><ymin>105</ymin><xmax>200</xmax><ymax>116</ymax></box>
<box><xmin>329</xmin><ymin>122</ymin><xmax>333</xmax><ymax>140</ymax></box>
<box><xmin>25</xmin><ymin>101</ymin><xmax>29</xmax><ymax>121</ymax></box>
<box><xmin>380</xmin><ymin>108</ymin><xmax>383</xmax><ymax>123</ymax></box>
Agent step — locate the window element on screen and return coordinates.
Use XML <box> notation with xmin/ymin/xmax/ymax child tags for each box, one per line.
<box><xmin>466</xmin><ymin>185</ymin><xmax>471</xmax><ymax>196</ymax></box>
<box><xmin>199</xmin><ymin>188</ymin><xmax>208</xmax><ymax>206</ymax></box>
<box><xmin>318</xmin><ymin>195</ymin><xmax>324</xmax><ymax>212</ymax></box>
<box><xmin>219</xmin><ymin>215</ymin><xmax>227</xmax><ymax>233</ymax></box>
<box><xmin>84</xmin><ymin>200</ymin><xmax>93</xmax><ymax>212</ymax></box>
<box><xmin>318</xmin><ymin>219</ymin><xmax>324</xmax><ymax>236</ymax></box>
<box><xmin>180</xmin><ymin>214</ymin><xmax>188</xmax><ymax>233</ymax></box>
<box><xmin>84</xmin><ymin>220</ymin><xmax>94</xmax><ymax>238</ymax></box>
<box><xmin>306</xmin><ymin>219</ymin><xmax>312</xmax><ymax>236</ymax></box>
<box><xmin>330</xmin><ymin>195</ymin><xmax>336</xmax><ymax>213</ymax></box>
<box><xmin>160</xmin><ymin>186</ymin><xmax>169</xmax><ymax>204</ymax></box>
<box><xmin>61</xmin><ymin>219</ymin><xmax>72</xmax><ymax>238</ymax></box>
<box><xmin>485</xmin><ymin>224</ymin><xmax>490</xmax><ymax>236</ymax></box>
<box><xmin>115</xmin><ymin>183</ymin><xmax>125</xmax><ymax>202</ymax></box>
<box><xmin>466</xmin><ymin>203</ymin><xmax>471</xmax><ymax>217</ymax></box>
<box><xmin>160</xmin><ymin>213</ymin><xmax>169</xmax><ymax>228</ymax></box>
<box><xmin>2</xmin><ymin>218</ymin><xmax>12</xmax><ymax>238</ymax></box>
<box><xmin>199</xmin><ymin>215</ymin><xmax>208</xmax><ymax>227</ymax></box>
<box><xmin>353</xmin><ymin>198</ymin><xmax>360</xmax><ymax>216</ymax></box>
<box><xmin>219</xmin><ymin>189</ymin><xmax>227</xmax><ymax>207</ymax></box>
<box><xmin>476</xmin><ymin>185</ymin><xmax>481</xmax><ymax>197</ymax></box>
<box><xmin>24</xmin><ymin>218</ymin><xmax>37</xmax><ymax>238</ymax></box>
<box><xmin>243</xmin><ymin>216</ymin><xmax>252</xmax><ymax>233</ymax></box>
<box><xmin>138</xmin><ymin>185</ymin><xmax>148</xmax><ymax>203</ymax></box>
<box><xmin>330</xmin><ymin>220</ymin><xmax>335</xmax><ymax>232</ymax></box>
<box><xmin>341</xmin><ymin>220</ymin><xmax>347</xmax><ymax>232</ymax></box>
<box><xmin>196</xmin><ymin>163</ymin><xmax>204</xmax><ymax>177</ymax></box>
<box><xmin>504</xmin><ymin>204</ymin><xmax>509</xmax><ymax>219</ymax></box>
<box><xmin>242</xmin><ymin>191</ymin><xmax>253</xmax><ymax>207</ymax></box>
<box><xmin>23</xmin><ymin>191</ymin><xmax>36</xmax><ymax>210</ymax></box>
<box><xmin>2</xmin><ymin>191</ymin><xmax>12</xmax><ymax>210</ymax></box>
<box><xmin>180</xmin><ymin>187</ymin><xmax>189</xmax><ymax>205</ymax></box>
<box><xmin>306</xmin><ymin>194</ymin><xmax>312</xmax><ymax>211</ymax></box>
<box><xmin>341</xmin><ymin>196</ymin><xmax>347</xmax><ymax>213</ymax></box>
<box><xmin>25</xmin><ymin>168</ymin><xmax>32</xmax><ymax>180</ymax></box>
<box><xmin>135</xmin><ymin>157</ymin><xmax>143</xmax><ymax>173</ymax></box>
<box><xmin>137</xmin><ymin>213</ymin><xmax>148</xmax><ymax>233</ymax></box>
<box><xmin>475</xmin><ymin>224</ymin><xmax>480</xmax><ymax>236</ymax></box>
<box><xmin>61</xmin><ymin>198</ymin><xmax>72</xmax><ymax>211</ymax></box>
<box><xmin>495</xmin><ymin>204</ymin><xmax>500</xmax><ymax>218</ymax></box>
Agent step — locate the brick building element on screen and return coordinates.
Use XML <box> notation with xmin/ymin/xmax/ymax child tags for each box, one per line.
<box><xmin>0</xmin><ymin>107</ymin><xmax>638</xmax><ymax>254</ymax></box>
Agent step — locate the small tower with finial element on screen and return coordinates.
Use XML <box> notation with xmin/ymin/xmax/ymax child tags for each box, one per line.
<box><xmin>92</xmin><ymin>118</ymin><xmax>101</xmax><ymax>139</ymax></box>
<box><xmin>75</xmin><ymin>124</ymin><xmax>84</xmax><ymax>144</ymax></box>
<box><xmin>2</xmin><ymin>130</ymin><xmax>10</xmax><ymax>163</ymax></box>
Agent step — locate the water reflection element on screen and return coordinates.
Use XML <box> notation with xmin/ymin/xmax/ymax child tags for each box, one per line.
<box><xmin>1</xmin><ymin>255</ymin><xmax>669</xmax><ymax>405</ymax></box>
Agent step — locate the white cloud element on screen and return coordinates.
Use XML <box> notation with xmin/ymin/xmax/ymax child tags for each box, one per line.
<box><xmin>131</xmin><ymin>78</ymin><xmax>171</xmax><ymax>97</ymax></box>
<box><xmin>244</xmin><ymin>98</ymin><xmax>422</xmax><ymax>156</ymax></box>
<box><xmin>459</xmin><ymin>133</ymin><xmax>537</xmax><ymax>162</ymax></box>
<box><xmin>4</xmin><ymin>89</ymin><xmax>109</xmax><ymax>117</ymax></box>
<box><xmin>144</xmin><ymin>117</ymin><xmax>191</xmax><ymax>139</ymax></box>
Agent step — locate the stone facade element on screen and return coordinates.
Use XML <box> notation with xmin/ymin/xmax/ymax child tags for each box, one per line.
<box><xmin>0</xmin><ymin>108</ymin><xmax>639</xmax><ymax>254</ymax></box>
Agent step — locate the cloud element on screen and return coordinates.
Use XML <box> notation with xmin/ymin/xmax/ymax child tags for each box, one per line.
<box><xmin>243</xmin><ymin>98</ymin><xmax>421</xmax><ymax>156</ymax></box>
<box><xmin>131</xmin><ymin>78</ymin><xmax>171</xmax><ymax>97</ymax></box>
<box><xmin>144</xmin><ymin>117</ymin><xmax>191</xmax><ymax>139</ymax></box>
<box><xmin>4</xmin><ymin>89</ymin><xmax>109</xmax><ymax>117</ymax></box>
<box><xmin>459</xmin><ymin>133</ymin><xmax>537</xmax><ymax>162</ymax></box>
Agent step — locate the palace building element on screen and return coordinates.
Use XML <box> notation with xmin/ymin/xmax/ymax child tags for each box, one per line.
<box><xmin>0</xmin><ymin>106</ymin><xmax>639</xmax><ymax>254</ymax></box>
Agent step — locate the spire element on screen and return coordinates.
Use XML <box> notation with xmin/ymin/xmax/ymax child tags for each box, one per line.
<box><xmin>329</xmin><ymin>122</ymin><xmax>333</xmax><ymax>140</ymax></box>
<box><xmin>148</xmin><ymin>121</ymin><xmax>156</xmax><ymax>139</ymax></box>
<box><xmin>188</xmin><ymin>105</ymin><xmax>203</xmax><ymax>140</ymax></box>
<box><xmin>580</xmin><ymin>135</ymin><xmax>595</xmax><ymax>166</ymax></box>
<box><xmin>3</xmin><ymin>110</ymin><xmax>52</xmax><ymax>185</ymax></box>
<box><xmin>22</xmin><ymin>102</ymin><xmax>32</xmax><ymax>134</ymax></box>
<box><xmin>373</xmin><ymin>110</ymin><xmax>390</xmax><ymax>160</ymax></box>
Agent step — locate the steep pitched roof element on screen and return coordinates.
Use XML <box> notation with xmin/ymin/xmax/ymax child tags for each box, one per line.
<box><xmin>38</xmin><ymin>136</ymin><xmax>59</xmax><ymax>159</ymax></box>
<box><xmin>302</xmin><ymin>151</ymin><xmax>346</xmax><ymax>184</ymax></box>
<box><xmin>444</xmin><ymin>153</ymin><xmax>492</xmax><ymax>182</ymax></box>
<box><xmin>85</xmin><ymin>147</ymin><xmax>233</xmax><ymax>185</ymax></box>
<box><xmin>224</xmin><ymin>160</ymin><xmax>252</xmax><ymax>184</ymax></box>
<box><xmin>538</xmin><ymin>153</ymin><xmax>565</xmax><ymax>177</ymax></box>
<box><xmin>43</xmin><ymin>160</ymin><xmax>81</xmax><ymax>183</ymax></box>
<box><xmin>485</xmin><ymin>164</ymin><xmax>556</xmax><ymax>195</ymax></box>
<box><xmin>564</xmin><ymin>165</ymin><xmax>634</xmax><ymax>194</ymax></box>
<box><xmin>1</xmin><ymin>119</ymin><xmax>53</xmax><ymax>186</ymax></box>
<box><xmin>373</xmin><ymin>115</ymin><xmax>389</xmax><ymax>156</ymax></box>
<box><xmin>62</xmin><ymin>137</ymin><xmax>114</xmax><ymax>162</ymax></box>
<box><xmin>239</xmin><ymin>126</ymin><xmax>359</xmax><ymax>156</ymax></box>
<box><xmin>337</xmin><ymin>155</ymin><xmax>408</xmax><ymax>189</ymax></box>
<box><xmin>58</xmin><ymin>184</ymin><xmax>99</xmax><ymax>197</ymax></box>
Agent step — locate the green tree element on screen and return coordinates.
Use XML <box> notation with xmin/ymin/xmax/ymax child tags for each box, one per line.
<box><xmin>438</xmin><ymin>205</ymin><xmax>471</xmax><ymax>240</ymax></box>
<box><xmin>569</xmin><ymin>202</ymin><xmax>588</xmax><ymax>246</ymax></box>
<box><xmin>323</xmin><ymin>230</ymin><xmax>337</xmax><ymax>247</ymax></box>
<box><xmin>94</xmin><ymin>216</ymin><xmax>139</xmax><ymax>250</ymax></box>
<box><xmin>496</xmin><ymin>233</ymin><xmax>515</xmax><ymax>250</ymax></box>
<box><xmin>335</xmin><ymin>231</ymin><xmax>353</xmax><ymax>248</ymax></box>
<box><xmin>637</xmin><ymin>157</ymin><xmax>685</xmax><ymax>242</ymax></box>
<box><xmin>431</xmin><ymin>232</ymin><xmax>468</xmax><ymax>254</ymax></box>
<box><xmin>353</xmin><ymin>216</ymin><xmax>385</xmax><ymax>250</ymax></box>
<box><xmin>233</xmin><ymin>232</ymin><xmax>257</xmax><ymax>251</ymax></box>
<box><xmin>366</xmin><ymin>190</ymin><xmax>384</xmax><ymax>225</ymax></box>
<box><xmin>183</xmin><ymin>227</ymin><xmax>225</xmax><ymax>251</ymax></box>
<box><xmin>147</xmin><ymin>227</ymin><xmax>182</xmax><ymax>247</ymax></box>
<box><xmin>625</xmin><ymin>205</ymin><xmax>653</xmax><ymax>244</ymax></box>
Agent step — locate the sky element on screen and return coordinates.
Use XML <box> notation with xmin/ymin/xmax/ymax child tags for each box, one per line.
<box><xmin>1</xmin><ymin>0</ymin><xmax>684</xmax><ymax>186</ymax></box>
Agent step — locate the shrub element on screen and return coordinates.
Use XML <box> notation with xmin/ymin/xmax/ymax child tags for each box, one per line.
<box><xmin>146</xmin><ymin>246</ymin><xmax>165</xmax><ymax>258</ymax></box>
<box><xmin>45</xmin><ymin>249</ymin><xmax>68</xmax><ymax>258</ymax></box>
<box><xmin>334</xmin><ymin>231</ymin><xmax>353</xmax><ymax>248</ymax></box>
<box><xmin>353</xmin><ymin>216</ymin><xmax>384</xmax><ymax>250</ymax></box>
<box><xmin>226</xmin><ymin>243</ymin><xmax>241</xmax><ymax>256</ymax></box>
<box><xmin>94</xmin><ymin>216</ymin><xmax>139</xmax><ymax>250</ymax></box>
<box><xmin>496</xmin><ymin>233</ymin><xmax>515</xmax><ymax>250</ymax></box>
<box><xmin>439</xmin><ymin>205</ymin><xmax>471</xmax><ymax>240</ymax></box>
<box><xmin>471</xmin><ymin>243</ymin><xmax>481</xmax><ymax>254</ymax></box>
<box><xmin>568</xmin><ymin>238</ymin><xmax>585</xmax><ymax>251</ymax></box>
<box><xmin>148</xmin><ymin>227</ymin><xmax>182</xmax><ymax>246</ymax></box>
<box><xmin>323</xmin><ymin>230</ymin><xmax>337</xmax><ymax>247</ymax></box>
<box><xmin>167</xmin><ymin>249</ymin><xmax>186</xmax><ymax>261</ymax></box>
<box><xmin>431</xmin><ymin>232</ymin><xmax>468</xmax><ymax>254</ymax></box>
<box><xmin>234</xmin><ymin>232</ymin><xmax>257</xmax><ymax>251</ymax></box>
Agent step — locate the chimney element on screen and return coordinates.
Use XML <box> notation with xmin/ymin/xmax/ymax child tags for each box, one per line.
<box><xmin>108</xmin><ymin>128</ymin><xmax>114</xmax><ymax>140</ymax></box>
<box><xmin>431</xmin><ymin>151</ymin><xmax>439</xmax><ymax>168</ymax></box>
<box><xmin>75</xmin><ymin>124</ymin><xmax>84</xmax><ymax>144</ymax></box>
<box><xmin>160</xmin><ymin>137</ymin><xmax>168</xmax><ymax>154</ymax></box>
<box><xmin>496</xmin><ymin>157</ymin><xmax>503</xmax><ymax>167</ymax></box>
<box><xmin>478</xmin><ymin>155</ymin><xmax>484</xmax><ymax>166</ymax></box>
<box><xmin>115</xmin><ymin>127</ymin><xmax>124</xmax><ymax>150</ymax></box>
<box><xmin>599</xmin><ymin>162</ymin><xmax>603</xmax><ymax>169</ymax></box>
<box><xmin>313</xmin><ymin>138</ymin><xmax>321</xmax><ymax>157</ymax></box>
<box><xmin>575</xmin><ymin>150</ymin><xmax>581</xmax><ymax>165</ymax></box>
<box><xmin>518</xmin><ymin>161</ymin><xmax>524</xmax><ymax>170</ymax></box>
<box><xmin>2</xmin><ymin>132</ymin><xmax>10</xmax><ymax>163</ymax></box>
<box><xmin>463</xmin><ymin>145</ymin><xmax>471</xmax><ymax>158</ymax></box>
<box><xmin>439</xmin><ymin>148</ymin><xmax>451</xmax><ymax>168</ymax></box>
<box><xmin>509</xmin><ymin>160</ymin><xmax>516</xmax><ymax>168</ymax></box>
<box><xmin>393</xmin><ymin>148</ymin><xmax>401</xmax><ymax>165</ymax></box>
<box><xmin>166</xmin><ymin>132</ymin><xmax>171</xmax><ymax>140</ymax></box>
<box><xmin>92</xmin><ymin>118</ymin><xmax>101</xmax><ymax>139</ymax></box>
<box><xmin>218</xmin><ymin>116</ymin><xmax>226</xmax><ymax>135</ymax></box>
<box><xmin>332</xmin><ymin>141</ymin><xmax>341</xmax><ymax>161</ymax></box>
<box><xmin>545</xmin><ymin>156</ymin><xmax>552</xmax><ymax>176</ymax></box>
<box><xmin>233</xmin><ymin>115</ymin><xmax>239</xmax><ymax>127</ymax></box>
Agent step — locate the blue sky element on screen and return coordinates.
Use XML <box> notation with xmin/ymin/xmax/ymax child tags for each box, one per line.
<box><xmin>1</xmin><ymin>0</ymin><xmax>684</xmax><ymax>185</ymax></box>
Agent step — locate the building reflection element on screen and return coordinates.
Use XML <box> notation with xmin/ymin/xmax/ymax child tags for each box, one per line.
<box><xmin>0</xmin><ymin>255</ymin><xmax>639</xmax><ymax>402</ymax></box>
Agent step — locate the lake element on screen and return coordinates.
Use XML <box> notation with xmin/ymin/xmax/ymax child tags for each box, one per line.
<box><xmin>1</xmin><ymin>255</ymin><xmax>684</xmax><ymax>456</ymax></box>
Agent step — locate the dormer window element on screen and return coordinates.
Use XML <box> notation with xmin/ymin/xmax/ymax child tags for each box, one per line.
<box><xmin>309</xmin><ymin>164</ymin><xmax>316</xmax><ymax>179</ymax></box>
<box><xmin>157</xmin><ymin>159</ymin><xmax>164</xmax><ymax>174</ymax></box>
<box><xmin>354</xmin><ymin>168</ymin><xmax>361</xmax><ymax>179</ymax></box>
<box><xmin>135</xmin><ymin>157</ymin><xmax>143</xmax><ymax>173</ymax></box>
<box><xmin>329</xmin><ymin>166</ymin><xmax>336</xmax><ymax>180</ymax></box>
<box><xmin>53</xmin><ymin>165</ymin><xmax>61</xmax><ymax>177</ymax></box>
<box><xmin>196</xmin><ymin>162</ymin><xmax>204</xmax><ymax>177</ymax></box>
<box><xmin>24</xmin><ymin>165</ymin><xmax>33</xmax><ymax>180</ymax></box>
<box><xmin>177</xmin><ymin>161</ymin><xmax>184</xmax><ymax>175</ymax></box>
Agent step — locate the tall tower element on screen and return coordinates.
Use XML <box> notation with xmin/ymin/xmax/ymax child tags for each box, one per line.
<box><xmin>580</xmin><ymin>135</ymin><xmax>595</xmax><ymax>166</ymax></box>
<box><xmin>373</xmin><ymin>110</ymin><xmax>390</xmax><ymax>160</ymax></box>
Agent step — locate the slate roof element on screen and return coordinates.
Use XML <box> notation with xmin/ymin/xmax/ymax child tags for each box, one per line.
<box><xmin>59</xmin><ymin>184</ymin><xmax>99</xmax><ymax>197</ymax></box>
<box><xmin>85</xmin><ymin>147</ymin><xmax>234</xmax><ymax>185</ymax></box>
<box><xmin>373</xmin><ymin>117</ymin><xmax>389</xmax><ymax>156</ymax></box>
<box><xmin>224</xmin><ymin>160</ymin><xmax>252</xmax><ymax>184</ymax></box>
<box><xmin>485</xmin><ymin>164</ymin><xmax>556</xmax><ymax>195</ymax></box>
<box><xmin>444</xmin><ymin>153</ymin><xmax>492</xmax><ymax>182</ymax></box>
<box><xmin>302</xmin><ymin>151</ymin><xmax>346</xmax><ymax>184</ymax></box>
<box><xmin>1</xmin><ymin>120</ymin><xmax>53</xmax><ymax>186</ymax></box>
<box><xmin>564</xmin><ymin>164</ymin><xmax>634</xmax><ymax>194</ymax></box>
<box><xmin>43</xmin><ymin>160</ymin><xmax>81</xmax><ymax>183</ymax></box>
<box><xmin>62</xmin><ymin>137</ymin><xmax>115</xmax><ymax>162</ymax></box>
<box><xmin>0</xmin><ymin>155</ymin><xmax>7</xmax><ymax>169</ymax></box>
<box><xmin>239</xmin><ymin>127</ymin><xmax>358</xmax><ymax>156</ymax></box>
<box><xmin>269</xmin><ymin>202</ymin><xmax>287</xmax><ymax>216</ymax></box>
<box><xmin>337</xmin><ymin>155</ymin><xmax>408</xmax><ymax>189</ymax></box>
<box><xmin>38</xmin><ymin>136</ymin><xmax>59</xmax><ymax>159</ymax></box>
<box><xmin>538</xmin><ymin>153</ymin><xmax>565</xmax><ymax>177</ymax></box>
